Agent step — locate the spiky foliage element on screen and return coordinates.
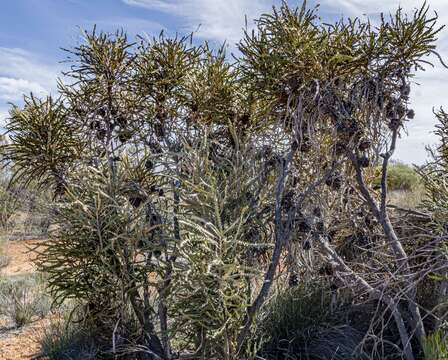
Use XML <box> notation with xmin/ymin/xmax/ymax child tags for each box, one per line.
<box><xmin>34</xmin><ymin>159</ymin><xmax>169</xmax><ymax>351</ymax></box>
<box><xmin>1</xmin><ymin>2</ymin><xmax>446</xmax><ymax>359</ymax></box>
<box><xmin>422</xmin><ymin>330</ymin><xmax>448</xmax><ymax>360</ymax></box>
<box><xmin>419</xmin><ymin>109</ymin><xmax>448</xmax><ymax>219</ymax></box>
<box><xmin>3</xmin><ymin>96</ymin><xmax>81</xmax><ymax>192</ymax></box>
<box><xmin>417</xmin><ymin>109</ymin><xmax>448</xmax><ymax>338</ymax></box>
<box><xmin>169</xmin><ymin>133</ymin><xmax>273</xmax><ymax>358</ymax></box>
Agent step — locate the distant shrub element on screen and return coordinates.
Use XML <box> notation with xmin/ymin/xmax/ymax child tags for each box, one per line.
<box><xmin>0</xmin><ymin>274</ymin><xmax>51</xmax><ymax>327</ymax></box>
<box><xmin>373</xmin><ymin>162</ymin><xmax>421</xmax><ymax>191</ymax></box>
<box><xmin>0</xmin><ymin>184</ymin><xmax>21</xmax><ymax>231</ymax></box>
<box><xmin>0</xmin><ymin>254</ymin><xmax>9</xmax><ymax>269</ymax></box>
<box><xmin>0</xmin><ymin>237</ymin><xmax>9</xmax><ymax>269</ymax></box>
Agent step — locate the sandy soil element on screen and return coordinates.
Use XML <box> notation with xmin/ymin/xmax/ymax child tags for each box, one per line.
<box><xmin>0</xmin><ymin>319</ymin><xmax>46</xmax><ymax>360</ymax></box>
<box><xmin>0</xmin><ymin>240</ymin><xmax>43</xmax><ymax>277</ymax></box>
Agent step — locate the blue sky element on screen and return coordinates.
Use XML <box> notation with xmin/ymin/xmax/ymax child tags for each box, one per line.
<box><xmin>1</xmin><ymin>0</ymin><xmax>448</xmax><ymax>164</ymax></box>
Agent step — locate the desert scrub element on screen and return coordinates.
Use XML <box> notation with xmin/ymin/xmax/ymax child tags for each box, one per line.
<box><xmin>0</xmin><ymin>182</ymin><xmax>21</xmax><ymax>231</ymax></box>
<box><xmin>422</xmin><ymin>329</ymin><xmax>448</xmax><ymax>360</ymax></box>
<box><xmin>373</xmin><ymin>162</ymin><xmax>421</xmax><ymax>192</ymax></box>
<box><xmin>0</xmin><ymin>236</ymin><xmax>9</xmax><ymax>269</ymax></box>
<box><xmin>256</xmin><ymin>282</ymin><xmax>371</xmax><ymax>360</ymax></box>
<box><xmin>0</xmin><ymin>273</ymin><xmax>52</xmax><ymax>327</ymax></box>
<box><xmin>39</xmin><ymin>314</ymin><xmax>99</xmax><ymax>360</ymax></box>
<box><xmin>371</xmin><ymin>162</ymin><xmax>424</xmax><ymax>208</ymax></box>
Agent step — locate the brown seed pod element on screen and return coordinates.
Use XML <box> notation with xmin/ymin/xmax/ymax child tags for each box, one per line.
<box><xmin>96</xmin><ymin>128</ymin><xmax>106</xmax><ymax>141</ymax></box>
<box><xmin>98</xmin><ymin>107</ymin><xmax>106</xmax><ymax>117</ymax></box>
<box><xmin>396</xmin><ymin>103</ymin><xmax>406</xmax><ymax>118</ymax></box>
<box><xmin>358</xmin><ymin>155</ymin><xmax>370</xmax><ymax>168</ymax></box>
<box><xmin>319</xmin><ymin>263</ymin><xmax>334</xmax><ymax>276</ymax></box>
<box><xmin>129</xmin><ymin>195</ymin><xmax>146</xmax><ymax>208</ymax></box>
<box><xmin>325</xmin><ymin>174</ymin><xmax>342</xmax><ymax>190</ymax></box>
<box><xmin>406</xmin><ymin>109</ymin><xmax>415</xmax><ymax>119</ymax></box>
<box><xmin>116</xmin><ymin>116</ymin><xmax>127</xmax><ymax>127</ymax></box>
<box><xmin>315</xmin><ymin>221</ymin><xmax>325</xmax><ymax>233</ymax></box>
<box><xmin>154</xmin><ymin>123</ymin><xmax>165</xmax><ymax>137</ymax></box>
<box><xmin>364</xmin><ymin>79</ymin><xmax>379</xmax><ymax>102</ymax></box>
<box><xmin>145</xmin><ymin>159</ymin><xmax>154</xmax><ymax>170</ymax></box>
<box><xmin>302</xmin><ymin>240</ymin><xmax>311</xmax><ymax>251</ymax></box>
<box><xmin>385</xmin><ymin>101</ymin><xmax>395</xmax><ymax>119</ymax></box>
<box><xmin>358</xmin><ymin>139</ymin><xmax>372</xmax><ymax>151</ymax></box>
<box><xmin>118</xmin><ymin>130</ymin><xmax>132</xmax><ymax>143</ymax></box>
<box><xmin>328</xmin><ymin>229</ymin><xmax>337</xmax><ymax>243</ymax></box>
<box><xmin>289</xmin><ymin>273</ymin><xmax>299</xmax><ymax>287</ymax></box>
<box><xmin>296</xmin><ymin>218</ymin><xmax>311</xmax><ymax>233</ymax></box>
<box><xmin>400</xmin><ymin>83</ymin><xmax>411</xmax><ymax>97</ymax></box>
<box><xmin>300</xmin><ymin>140</ymin><xmax>312</xmax><ymax>153</ymax></box>
<box><xmin>388</xmin><ymin>118</ymin><xmax>402</xmax><ymax>131</ymax></box>
<box><xmin>239</xmin><ymin>113</ymin><xmax>250</xmax><ymax>125</ymax></box>
<box><xmin>334</xmin><ymin>142</ymin><xmax>346</xmax><ymax>156</ymax></box>
<box><xmin>89</xmin><ymin>120</ymin><xmax>101</xmax><ymax>130</ymax></box>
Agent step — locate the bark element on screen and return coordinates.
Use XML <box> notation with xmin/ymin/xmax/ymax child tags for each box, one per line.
<box><xmin>319</xmin><ymin>238</ymin><xmax>416</xmax><ymax>360</ymax></box>
<box><xmin>349</xmin><ymin>127</ymin><xmax>426</xmax><ymax>349</ymax></box>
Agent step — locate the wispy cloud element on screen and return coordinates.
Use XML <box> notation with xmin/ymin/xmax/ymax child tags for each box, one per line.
<box><xmin>123</xmin><ymin>0</ymin><xmax>280</xmax><ymax>44</ymax></box>
<box><xmin>321</xmin><ymin>0</ymin><xmax>448</xmax><ymax>21</ymax></box>
<box><xmin>0</xmin><ymin>78</ymin><xmax>47</xmax><ymax>102</ymax></box>
<box><xmin>0</xmin><ymin>48</ymin><xmax>58</xmax><ymax>92</ymax></box>
<box><xmin>0</xmin><ymin>109</ymin><xmax>9</xmax><ymax>128</ymax></box>
<box><xmin>0</xmin><ymin>47</ymin><xmax>60</xmax><ymax>127</ymax></box>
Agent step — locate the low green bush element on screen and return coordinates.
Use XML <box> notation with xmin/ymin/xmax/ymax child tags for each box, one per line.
<box><xmin>422</xmin><ymin>330</ymin><xmax>448</xmax><ymax>360</ymax></box>
<box><xmin>373</xmin><ymin>162</ymin><xmax>421</xmax><ymax>192</ymax></box>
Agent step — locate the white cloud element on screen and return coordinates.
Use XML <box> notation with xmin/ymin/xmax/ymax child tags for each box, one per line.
<box><xmin>0</xmin><ymin>48</ymin><xmax>59</xmax><ymax>105</ymax></box>
<box><xmin>123</xmin><ymin>0</ymin><xmax>279</xmax><ymax>44</ymax></box>
<box><xmin>0</xmin><ymin>47</ymin><xmax>59</xmax><ymax>129</ymax></box>
<box><xmin>321</xmin><ymin>0</ymin><xmax>448</xmax><ymax>24</ymax></box>
<box><xmin>0</xmin><ymin>48</ymin><xmax>58</xmax><ymax>92</ymax></box>
<box><xmin>0</xmin><ymin>77</ymin><xmax>47</xmax><ymax>102</ymax></box>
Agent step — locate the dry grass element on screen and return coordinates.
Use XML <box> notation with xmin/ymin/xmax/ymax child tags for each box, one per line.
<box><xmin>388</xmin><ymin>185</ymin><xmax>426</xmax><ymax>210</ymax></box>
<box><xmin>0</xmin><ymin>274</ymin><xmax>52</xmax><ymax>328</ymax></box>
<box><xmin>0</xmin><ymin>236</ymin><xmax>10</xmax><ymax>270</ymax></box>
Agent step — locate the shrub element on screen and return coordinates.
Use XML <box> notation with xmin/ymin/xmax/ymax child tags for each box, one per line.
<box><xmin>0</xmin><ymin>237</ymin><xmax>9</xmax><ymax>269</ymax></box>
<box><xmin>257</xmin><ymin>282</ymin><xmax>368</xmax><ymax>360</ymax></box>
<box><xmin>2</xmin><ymin>2</ymin><xmax>443</xmax><ymax>359</ymax></box>
<box><xmin>373</xmin><ymin>162</ymin><xmax>421</xmax><ymax>192</ymax></box>
<box><xmin>422</xmin><ymin>330</ymin><xmax>448</xmax><ymax>360</ymax></box>
<box><xmin>0</xmin><ymin>183</ymin><xmax>21</xmax><ymax>231</ymax></box>
<box><xmin>0</xmin><ymin>274</ymin><xmax>51</xmax><ymax>327</ymax></box>
<box><xmin>39</xmin><ymin>315</ymin><xmax>99</xmax><ymax>360</ymax></box>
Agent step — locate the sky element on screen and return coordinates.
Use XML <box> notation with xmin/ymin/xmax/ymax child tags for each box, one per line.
<box><xmin>1</xmin><ymin>0</ymin><xmax>448</xmax><ymax>164</ymax></box>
